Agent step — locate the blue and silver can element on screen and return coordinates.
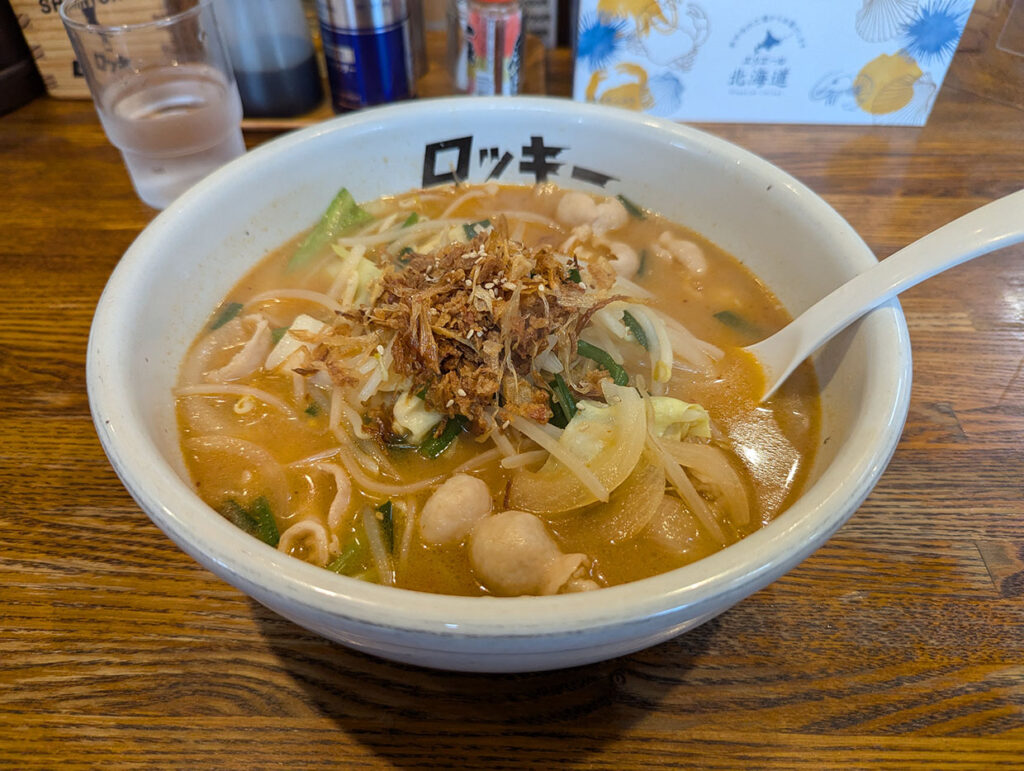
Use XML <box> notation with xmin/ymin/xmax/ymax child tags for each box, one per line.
<box><xmin>315</xmin><ymin>0</ymin><xmax>416</xmax><ymax>111</ymax></box>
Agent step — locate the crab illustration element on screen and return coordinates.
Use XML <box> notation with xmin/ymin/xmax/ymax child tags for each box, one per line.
<box><xmin>585</xmin><ymin>63</ymin><xmax>654</xmax><ymax>111</ymax></box>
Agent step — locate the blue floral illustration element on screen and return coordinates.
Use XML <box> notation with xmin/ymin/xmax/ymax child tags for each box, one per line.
<box><xmin>577</xmin><ymin>13</ymin><xmax>629</xmax><ymax>70</ymax></box>
<box><xmin>901</xmin><ymin>0</ymin><xmax>970</xmax><ymax>63</ymax></box>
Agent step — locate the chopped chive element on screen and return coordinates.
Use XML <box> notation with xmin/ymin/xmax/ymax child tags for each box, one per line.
<box><xmin>377</xmin><ymin>500</ymin><xmax>395</xmax><ymax>553</ymax></box>
<box><xmin>210</xmin><ymin>302</ymin><xmax>243</xmax><ymax>331</ymax></box>
<box><xmin>289</xmin><ymin>187</ymin><xmax>373</xmax><ymax>271</ymax></box>
<box><xmin>221</xmin><ymin>497</ymin><xmax>279</xmax><ymax>546</ymax></box>
<box><xmin>397</xmin><ymin>246</ymin><xmax>414</xmax><ymax>265</ymax></box>
<box><xmin>248</xmin><ymin>496</ymin><xmax>280</xmax><ymax>547</ymax></box>
<box><xmin>548</xmin><ymin>373</ymin><xmax>577</xmax><ymax>429</ymax></box>
<box><xmin>419</xmin><ymin>415</ymin><xmax>467</xmax><ymax>459</ymax></box>
<box><xmin>326</xmin><ymin>534</ymin><xmax>366</xmax><ymax>575</ymax></box>
<box><xmin>714</xmin><ymin>310</ymin><xmax>762</xmax><ymax>338</ymax></box>
<box><xmin>622</xmin><ymin>310</ymin><xmax>649</xmax><ymax>350</ymax></box>
<box><xmin>567</xmin><ymin>267</ymin><xmax>582</xmax><ymax>283</ymax></box>
<box><xmin>577</xmin><ymin>340</ymin><xmax>629</xmax><ymax>386</ymax></box>
<box><xmin>617</xmin><ymin>194</ymin><xmax>646</xmax><ymax>220</ymax></box>
<box><xmin>402</xmin><ymin>212</ymin><xmax>420</xmax><ymax>227</ymax></box>
<box><xmin>304</xmin><ymin>403</ymin><xmax>321</xmax><ymax>417</ymax></box>
<box><xmin>462</xmin><ymin>218</ymin><xmax>491</xmax><ymax>240</ymax></box>
<box><xmin>219</xmin><ymin>499</ymin><xmax>260</xmax><ymax>538</ymax></box>
<box><xmin>414</xmin><ymin>384</ymin><xmax>428</xmax><ymax>400</ymax></box>
<box><xmin>636</xmin><ymin>249</ymin><xmax>648</xmax><ymax>278</ymax></box>
<box><xmin>271</xmin><ymin>326</ymin><xmax>289</xmax><ymax>344</ymax></box>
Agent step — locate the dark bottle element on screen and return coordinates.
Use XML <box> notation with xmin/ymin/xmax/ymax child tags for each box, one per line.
<box><xmin>214</xmin><ymin>0</ymin><xmax>324</xmax><ymax>118</ymax></box>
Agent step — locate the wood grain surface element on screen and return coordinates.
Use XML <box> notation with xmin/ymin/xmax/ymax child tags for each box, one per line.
<box><xmin>2</xmin><ymin>4</ymin><xmax>1024</xmax><ymax>768</ymax></box>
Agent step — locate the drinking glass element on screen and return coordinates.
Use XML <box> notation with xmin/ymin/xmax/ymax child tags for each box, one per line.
<box><xmin>60</xmin><ymin>0</ymin><xmax>245</xmax><ymax>209</ymax></box>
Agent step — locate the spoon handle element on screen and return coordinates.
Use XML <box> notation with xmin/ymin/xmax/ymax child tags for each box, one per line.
<box><xmin>750</xmin><ymin>188</ymin><xmax>1024</xmax><ymax>401</ymax></box>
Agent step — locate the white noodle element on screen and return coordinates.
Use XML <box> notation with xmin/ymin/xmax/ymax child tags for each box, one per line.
<box><xmin>357</xmin><ymin>366</ymin><xmax>385</xmax><ymax>404</ymax></box>
<box><xmin>500</xmin><ymin>449</ymin><xmax>548</xmax><ymax>469</ymax></box>
<box><xmin>490</xmin><ymin>429</ymin><xmax>517</xmax><ymax>457</ymax></box>
<box><xmin>361</xmin><ymin>507</ymin><xmax>396</xmax><ymax>586</ymax></box>
<box><xmin>440</xmin><ymin>188</ymin><xmax>488</xmax><ymax>218</ymax></box>
<box><xmin>335</xmin><ymin>445</ymin><xmax>446</xmax><ymax>496</ymax></box>
<box><xmin>328</xmin><ymin>243</ymin><xmax>366</xmax><ymax>301</ymax></box>
<box><xmin>278</xmin><ymin>519</ymin><xmax>330</xmax><ymax>567</ymax></box>
<box><xmin>327</xmin><ymin>386</ymin><xmax>343</xmax><ymax>432</ymax></box>
<box><xmin>173</xmin><ymin>384</ymin><xmax>295</xmax><ymax>416</ymax></box>
<box><xmin>496</xmin><ymin>210</ymin><xmax>560</xmax><ymax>229</ymax></box>
<box><xmin>244</xmin><ymin>289</ymin><xmax>343</xmax><ymax>314</ymax></box>
<box><xmin>452</xmin><ymin>447</ymin><xmax>502</xmax><ymax>473</ymax></box>
<box><xmin>333</xmin><ymin>218</ymin><xmax>455</xmax><ymax>249</ymax></box>
<box><xmin>291</xmin><ymin>370</ymin><xmax>307</xmax><ymax>404</ymax></box>
<box><xmin>397</xmin><ymin>497</ymin><xmax>418</xmax><ymax>572</ymax></box>
<box><xmin>288</xmin><ymin>447</ymin><xmax>340</xmax><ymax>467</ymax></box>
<box><xmin>317</xmin><ymin>462</ymin><xmax>353</xmax><ymax>533</ymax></box>
<box><xmin>509</xmin><ymin>415</ymin><xmax>609</xmax><ymax>502</ymax></box>
<box><xmin>372</xmin><ymin>212</ymin><xmax>400</xmax><ymax>234</ymax></box>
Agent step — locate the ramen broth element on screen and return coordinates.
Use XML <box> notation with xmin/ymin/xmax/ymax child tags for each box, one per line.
<box><xmin>176</xmin><ymin>183</ymin><xmax>819</xmax><ymax>596</ymax></box>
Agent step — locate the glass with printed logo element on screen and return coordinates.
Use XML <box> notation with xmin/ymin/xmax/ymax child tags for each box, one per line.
<box><xmin>60</xmin><ymin>0</ymin><xmax>245</xmax><ymax>209</ymax></box>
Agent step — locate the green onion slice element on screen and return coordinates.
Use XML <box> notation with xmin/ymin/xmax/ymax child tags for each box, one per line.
<box><xmin>419</xmin><ymin>415</ymin><xmax>468</xmax><ymax>459</ymax></box>
<box><xmin>326</xmin><ymin>534</ymin><xmax>366</xmax><ymax>575</ymax></box>
<box><xmin>617</xmin><ymin>194</ymin><xmax>646</xmax><ymax>220</ymax></box>
<box><xmin>289</xmin><ymin>187</ymin><xmax>373</xmax><ymax>271</ymax></box>
<box><xmin>548</xmin><ymin>373</ymin><xmax>577</xmax><ymax>429</ymax></box>
<box><xmin>577</xmin><ymin>340</ymin><xmax>629</xmax><ymax>386</ymax></box>
<box><xmin>636</xmin><ymin>249</ymin><xmax>648</xmax><ymax>278</ymax></box>
<box><xmin>622</xmin><ymin>310</ymin><xmax>649</xmax><ymax>350</ymax></box>
<box><xmin>377</xmin><ymin>500</ymin><xmax>395</xmax><ymax>553</ymax></box>
<box><xmin>248</xmin><ymin>496</ymin><xmax>280</xmax><ymax>547</ymax></box>
<box><xmin>462</xmin><ymin>219</ymin><xmax>491</xmax><ymax>240</ymax></box>
<box><xmin>220</xmin><ymin>496</ymin><xmax>279</xmax><ymax>547</ymax></box>
<box><xmin>714</xmin><ymin>310</ymin><xmax>762</xmax><ymax>338</ymax></box>
<box><xmin>210</xmin><ymin>302</ymin><xmax>243</xmax><ymax>331</ymax></box>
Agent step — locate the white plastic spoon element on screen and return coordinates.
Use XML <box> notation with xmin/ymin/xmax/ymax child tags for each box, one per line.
<box><xmin>749</xmin><ymin>188</ymin><xmax>1024</xmax><ymax>402</ymax></box>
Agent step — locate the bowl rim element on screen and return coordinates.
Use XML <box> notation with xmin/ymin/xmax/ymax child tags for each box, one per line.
<box><xmin>87</xmin><ymin>96</ymin><xmax>912</xmax><ymax>642</ymax></box>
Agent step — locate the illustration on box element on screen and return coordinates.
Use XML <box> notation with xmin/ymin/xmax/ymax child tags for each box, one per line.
<box><xmin>572</xmin><ymin>0</ymin><xmax>973</xmax><ymax>125</ymax></box>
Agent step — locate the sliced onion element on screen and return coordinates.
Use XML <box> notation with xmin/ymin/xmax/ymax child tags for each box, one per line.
<box><xmin>646</xmin><ymin>433</ymin><xmax>727</xmax><ymax>545</ymax></box>
<box><xmin>587</xmin><ymin>450</ymin><xmax>666</xmax><ymax>542</ymax></box>
<box><xmin>662</xmin><ymin>440</ymin><xmax>750</xmax><ymax>527</ymax></box>
<box><xmin>508</xmin><ymin>383</ymin><xmax>645</xmax><ymax>514</ymax></box>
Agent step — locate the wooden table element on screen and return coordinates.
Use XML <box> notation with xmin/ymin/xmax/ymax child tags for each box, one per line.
<box><xmin>3</xmin><ymin>4</ymin><xmax>1024</xmax><ymax>767</ymax></box>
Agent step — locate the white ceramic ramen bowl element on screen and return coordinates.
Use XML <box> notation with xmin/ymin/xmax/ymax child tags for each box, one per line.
<box><xmin>88</xmin><ymin>97</ymin><xmax>911</xmax><ymax>672</ymax></box>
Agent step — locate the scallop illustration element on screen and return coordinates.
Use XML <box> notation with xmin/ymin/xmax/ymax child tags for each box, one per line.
<box><xmin>874</xmin><ymin>72</ymin><xmax>939</xmax><ymax>125</ymax></box>
<box><xmin>646</xmin><ymin>72</ymin><xmax>684</xmax><ymax>116</ymax></box>
<box><xmin>855</xmin><ymin>0</ymin><xmax>919</xmax><ymax>42</ymax></box>
<box><xmin>854</xmin><ymin>52</ymin><xmax>923</xmax><ymax>114</ymax></box>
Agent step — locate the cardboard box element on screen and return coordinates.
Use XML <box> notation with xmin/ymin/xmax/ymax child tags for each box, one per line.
<box><xmin>572</xmin><ymin>0</ymin><xmax>976</xmax><ymax>125</ymax></box>
<box><xmin>12</xmin><ymin>0</ymin><xmax>90</xmax><ymax>98</ymax></box>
